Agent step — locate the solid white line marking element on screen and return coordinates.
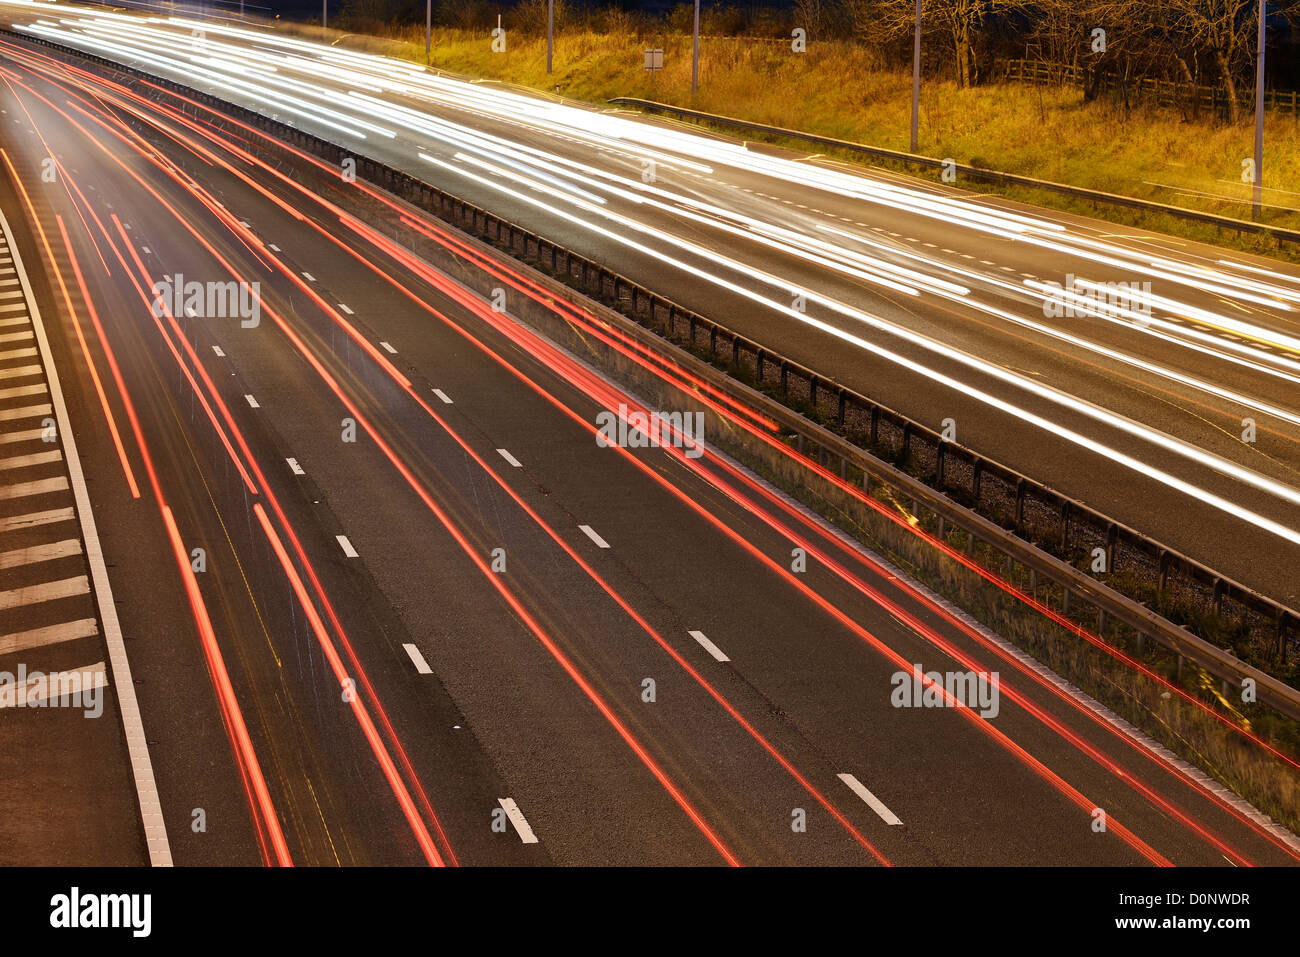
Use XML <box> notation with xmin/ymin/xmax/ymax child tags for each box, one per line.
<box><xmin>0</xmin><ymin>575</ymin><xmax>89</xmax><ymax>611</ymax></box>
<box><xmin>212</xmin><ymin>345</ymin><xmax>225</xmax><ymax>357</ymax></box>
<box><xmin>0</xmin><ymin>507</ymin><xmax>75</xmax><ymax>532</ymax></box>
<box><xmin>286</xmin><ymin>457</ymin><xmax>305</xmax><ymax>475</ymax></box>
<box><xmin>497</xmin><ymin>798</ymin><xmax>539</xmax><ymax>843</ymax></box>
<box><xmin>337</xmin><ymin>303</ymin><xmax>354</xmax><ymax>315</ymax></box>
<box><xmin>578</xmin><ymin>524</ymin><xmax>609</xmax><ymax>548</ymax></box>
<box><xmin>432</xmin><ymin>388</ymin><xmax>452</xmax><ymax>404</ymax></box>
<box><xmin>380</xmin><ymin>341</ymin><xmax>397</xmax><ymax>354</ymax></box>
<box><xmin>336</xmin><ymin>535</ymin><xmax>358</xmax><ymax>558</ymax></box>
<box><xmin>496</xmin><ymin>448</ymin><xmax>521</xmax><ymax>468</ymax></box>
<box><xmin>0</xmin><ymin>661</ymin><xmax>108</xmax><ymax>708</ymax></box>
<box><xmin>0</xmin><ymin>204</ymin><xmax>171</xmax><ymax>864</ymax></box>
<box><xmin>838</xmin><ymin>773</ymin><xmax>903</xmax><ymax>825</ymax></box>
<box><xmin>0</xmin><ymin>538</ymin><xmax>81</xmax><ymax>570</ymax></box>
<box><xmin>688</xmin><ymin>630</ymin><xmax>729</xmax><ymax>662</ymax></box>
<box><xmin>244</xmin><ymin>394</ymin><xmax>259</xmax><ymax>408</ymax></box>
<box><xmin>0</xmin><ymin>617</ymin><xmax>97</xmax><ymax>656</ymax></box>
<box><xmin>402</xmin><ymin>643</ymin><xmax>432</xmax><ymax>674</ymax></box>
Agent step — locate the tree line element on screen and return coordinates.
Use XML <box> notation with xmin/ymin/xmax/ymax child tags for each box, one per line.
<box><xmin>339</xmin><ymin>0</ymin><xmax>1300</xmax><ymax>122</ymax></box>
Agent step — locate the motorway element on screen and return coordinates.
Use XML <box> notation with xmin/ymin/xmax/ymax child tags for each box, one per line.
<box><xmin>0</xmin><ymin>28</ymin><xmax>1296</xmax><ymax>866</ymax></box>
<box><xmin>0</xmin><ymin>2</ymin><xmax>1297</xmax><ymax>609</ymax></box>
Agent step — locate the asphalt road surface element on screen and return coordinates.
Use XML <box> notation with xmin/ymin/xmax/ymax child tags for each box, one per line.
<box><xmin>1</xmin><ymin>3</ymin><xmax>1297</xmax><ymax>610</ymax></box>
<box><xmin>0</xmin><ymin>31</ymin><xmax>1296</xmax><ymax>866</ymax></box>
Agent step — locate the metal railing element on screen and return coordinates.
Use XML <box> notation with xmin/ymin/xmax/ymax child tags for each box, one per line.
<box><xmin>9</xmin><ymin>28</ymin><xmax>1299</xmax><ymax>721</ymax></box>
<box><xmin>1003</xmin><ymin>59</ymin><xmax>1300</xmax><ymax>117</ymax></box>
<box><xmin>607</xmin><ymin>97</ymin><xmax>1300</xmax><ymax>243</ymax></box>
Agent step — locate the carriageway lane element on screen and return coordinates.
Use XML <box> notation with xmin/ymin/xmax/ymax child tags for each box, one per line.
<box><xmin>0</xmin><ymin>6</ymin><xmax>1298</xmax><ymax>606</ymax></box>
<box><xmin>3</xmin><ymin>47</ymin><xmax>1296</xmax><ymax>865</ymax></box>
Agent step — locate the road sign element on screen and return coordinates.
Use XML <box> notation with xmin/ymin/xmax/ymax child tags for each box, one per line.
<box><xmin>644</xmin><ymin>49</ymin><xmax>663</xmax><ymax>72</ymax></box>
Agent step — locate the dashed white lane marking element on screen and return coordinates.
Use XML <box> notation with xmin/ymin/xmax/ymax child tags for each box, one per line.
<box><xmin>268</xmin><ymin>243</ymin><xmax>281</xmax><ymax>252</ymax></box>
<box><xmin>688</xmin><ymin>630</ymin><xmax>729</xmax><ymax>662</ymax></box>
<box><xmin>286</xmin><ymin>457</ymin><xmax>305</xmax><ymax>475</ymax></box>
<box><xmin>838</xmin><ymin>773</ymin><xmax>903</xmax><ymax>826</ymax></box>
<box><xmin>0</xmin><ymin>428</ymin><xmax>47</xmax><ymax>444</ymax></box>
<box><xmin>578</xmin><ymin>524</ymin><xmax>609</xmax><ymax>548</ymax></box>
<box><xmin>141</xmin><ymin>247</ymin><xmax>151</xmax><ymax>254</ymax></box>
<box><xmin>0</xmin><ymin>575</ymin><xmax>89</xmax><ymax>612</ymax></box>
<box><xmin>432</xmin><ymin>388</ymin><xmax>453</xmax><ymax>404</ymax></box>
<box><xmin>0</xmin><ymin>476</ymin><xmax>69</xmax><ymax>500</ymax></box>
<box><xmin>496</xmin><ymin>448</ymin><xmax>521</xmax><ymax>468</ymax></box>
<box><xmin>497</xmin><ymin>798</ymin><xmax>539</xmax><ymax>844</ymax></box>
<box><xmin>244</xmin><ymin>394</ymin><xmax>259</xmax><ymax>408</ymax></box>
<box><xmin>402</xmin><ymin>643</ymin><xmax>433</xmax><ymax>674</ymax></box>
<box><xmin>336</xmin><ymin>535</ymin><xmax>358</xmax><ymax>558</ymax></box>
<box><xmin>0</xmin><ymin>507</ymin><xmax>75</xmax><ymax>532</ymax></box>
<box><xmin>301</xmin><ymin>272</ymin><xmax>316</xmax><ymax>282</ymax></box>
<box><xmin>338</xmin><ymin>303</ymin><xmax>354</xmax><ymax>315</ymax></box>
<box><xmin>0</xmin><ymin>538</ymin><xmax>81</xmax><ymax>570</ymax></box>
<box><xmin>212</xmin><ymin>345</ymin><xmax>225</xmax><ymax>357</ymax></box>
<box><xmin>0</xmin><ymin>661</ymin><xmax>107</xmax><ymax>708</ymax></box>
<box><xmin>0</xmin><ymin>617</ymin><xmax>97</xmax><ymax>656</ymax></box>
<box><xmin>0</xmin><ymin>404</ymin><xmax>52</xmax><ymax>422</ymax></box>
<box><xmin>0</xmin><ymin>449</ymin><xmax>61</xmax><ymax>470</ymax></box>
<box><xmin>380</xmin><ymin>341</ymin><xmax>397</xmax><ymax>354</ymax></box>
<box><xmin>0</xmin><ymin>382</ymin><xmax>48</xmax><ymax>401</ymax></box>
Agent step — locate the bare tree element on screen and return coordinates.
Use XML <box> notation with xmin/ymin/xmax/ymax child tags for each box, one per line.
<box><xmin>845</xmin><ymin>0</ymin><xmax>1033</xmax><ymax>87</ymax></box>
<box><xmin>1160</xmin><ymin>0</ymin><xmax>1258</xmax><ymax>122</ymax></box>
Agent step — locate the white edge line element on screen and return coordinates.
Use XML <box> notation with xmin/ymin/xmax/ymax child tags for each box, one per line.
<box><xmin>0</xmin><ymin>208</ymin><xmax>173</xmax><ymax>866</ymax></box>
<box><xmin>402</xmin><ymin>643</ymin><xmax>432</xmax><ymax>674</ymax></box>
<box><xmin>497</xmin><ymin>798</ymin><xmax>539</xmax><ymax>843</ymax></box>
<box><xmin>688</xmin><ymin>629</ymin><xmax>729</xmax><ymax>662</ymax></box>
<box><xmin>837</xmin><ymin>773</ymin><xmax>903</xmax><ymax>826</ymax></box>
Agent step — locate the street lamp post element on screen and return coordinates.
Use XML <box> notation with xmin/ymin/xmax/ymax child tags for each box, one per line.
<box><xmin>1252</xmin><ymin>0</ymin><xmax>1266</xmax><ymax>218</ymax></box>
<box><xmin>691</xmin><ymin>0</ymin><xmax>700</xmax><ymax>95</ymax></box>
<box><xmin>427</xmin><ymin>0</ymin><xmax>432</xmax><ymax>60</ymax></box>
<box><xmin>547</xmin><ymin>0</ymin><xmax>553</xmax><ymax>74</ymax></box>
<box><xmin>910</xmin><ymin>0</ymin><xmax>921</xmax><ymax>153</ymax></box>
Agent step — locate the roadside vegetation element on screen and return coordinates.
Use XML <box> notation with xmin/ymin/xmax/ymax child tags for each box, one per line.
<box><xmin>266</xmin><ymin>0</ymin><xmax>1300</xmax><ymax>260</ymax></box>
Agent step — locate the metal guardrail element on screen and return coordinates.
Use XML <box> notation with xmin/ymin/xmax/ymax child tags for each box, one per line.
<box><xmin>9</xmin><ymin>28</ymin><xmax>1299</xmax><ymax>721</ymax></box>
<box><xmin>607</xmin><ymin>97</ymin><xmax>1300</xmax><ymax>245</ymax></box>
